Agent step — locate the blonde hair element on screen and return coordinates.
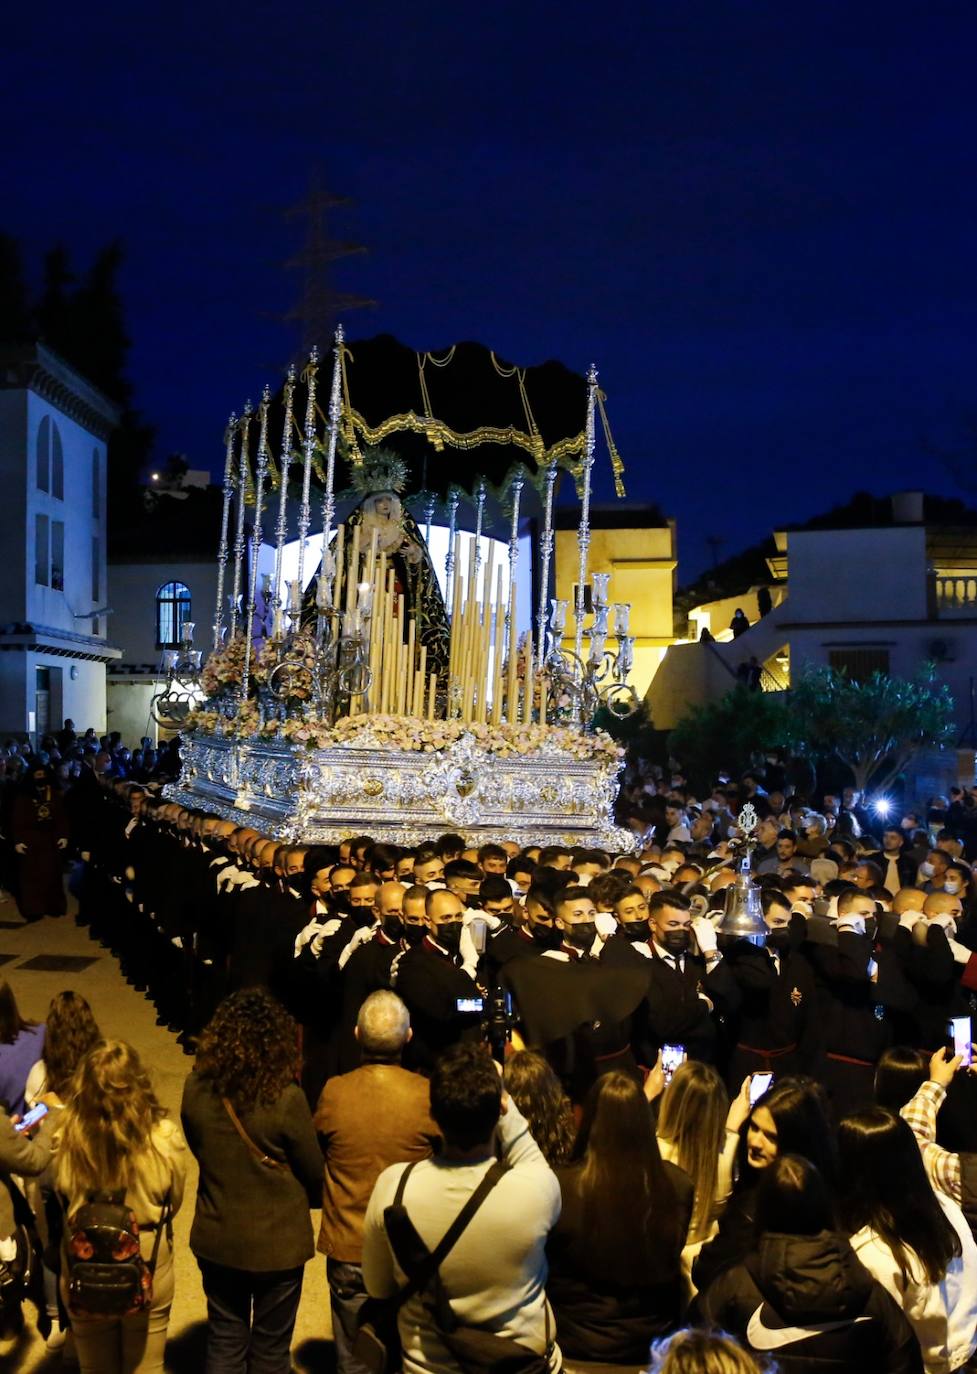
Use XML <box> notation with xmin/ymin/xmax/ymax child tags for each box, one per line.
<box><xmin>650</xmin><ymin>1329</ymin><xmax>769</xmax><ymax>1374</ymax></box>
<box><xmin>55</xmin><ymin>1040</ymin><xmax>166</xmax><ymax>1197</ymax></box>
<box><xmin>656</xmin><ymin>1060</ymin><xmax>729</xmax><ymax>1239</ymax></box>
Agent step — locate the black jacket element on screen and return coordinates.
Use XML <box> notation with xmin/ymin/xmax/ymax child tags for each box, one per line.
<box><xmin>697</xmin><ymin>1230</ymin><xmax>922</xmax><ymax>1374</ymax></box>
<box><xmin>547</xmin><ymin>1158</ymin><xmax>694</xmax><ymax>1362</ymax></box>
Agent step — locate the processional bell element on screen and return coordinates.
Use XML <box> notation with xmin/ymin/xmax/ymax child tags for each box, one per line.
<box><xmin>718</xmin><ymin>803</ymin><xmax>767</xmax><ymax>946</ymax></box>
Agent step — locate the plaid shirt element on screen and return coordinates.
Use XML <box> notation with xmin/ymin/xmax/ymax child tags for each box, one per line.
<box><xmin>901</xmin><ymin>1079</ymin><xmax>960</xmax><ymax>1205</ymax></box>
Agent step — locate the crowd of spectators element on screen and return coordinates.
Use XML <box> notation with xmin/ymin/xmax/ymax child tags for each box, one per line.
<box><xmin>1</xmin><ymin>726</ymin><xmax>977</xmax><ymax>1373</ymax></box>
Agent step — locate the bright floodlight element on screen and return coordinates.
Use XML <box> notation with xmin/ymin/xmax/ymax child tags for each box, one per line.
<box><xmin>873</xmin><ymin>797</ymin><xmax>891</xmax><ymax>817</ymax></box>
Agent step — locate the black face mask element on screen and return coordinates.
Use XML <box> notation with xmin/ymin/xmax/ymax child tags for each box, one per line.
<box><xmin>381</xmin><ymin>914</ymin><xmax>405</xmax><ymax>940</ymax></box>
<box><xmin>403</xmin><ymin>923</ymin><xmax>427</xmax><ymax>947</ymax></box>
<box><xmin>329</xmin><ymin>892</ymin><xmax>351</xmax><ymax>915</ymax></box>
<box><xmin>436</xmin><ymin>922</ymin><xmax>463</xmax><ymax>953</ymax></box>
<box><xmin>350</xmin><ymin>904</ymin><xmax>376</xmax><ymax>928</ymax></box>
<box><xmin>530</xmin><ymin>922</ymin><xmax>562</xmax><ymax>950</ymax></box>
<box><xmin>622</xmin><ymin>920</ymin><xmax>650</xmax><ymax>943</ymax></box>
<box><xmin>766</xmin><ymin>929</ymin><xmax>791</xmax><ymax>953</ymax></box>
<box><xmin>661</xmin><ymin>930</ymin><xmax>691</xmax><ymax>955</ymax></box>
<box><xmin>565</xmin><ymin>921</ymin><xmax>597</xmax><ymax>950</ymax></box>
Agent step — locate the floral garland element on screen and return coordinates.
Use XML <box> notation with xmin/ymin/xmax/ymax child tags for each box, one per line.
<box><xmin>184</xmin><ymin>707</ymin><xmax>622</xmax><ymax>764</ymax></box>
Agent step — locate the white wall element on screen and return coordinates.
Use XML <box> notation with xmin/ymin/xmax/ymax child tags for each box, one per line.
<box><xmin>787</xmin><ymin>527</ymin><xmax>928</xmax><ymax>624</ymax></box>
<box><xmin>109</xmin><ymin>560</ymin><xmax>219</xmax><ymax>666</ymax></box>
<box><xmin>25</xmin><ymin>393</ymin><xmax>106</xmax><ymax>635</ymax></box>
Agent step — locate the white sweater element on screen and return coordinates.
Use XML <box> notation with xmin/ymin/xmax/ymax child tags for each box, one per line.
<box><xmin>850</xmin><ymin>1192</ymin><xmax>977</xmax><ymax>1374</ymax></box>
<box><xmin>363</xmin><ymin>1101</ymin><xmax>561</xmax><ymax>1374</ymax></box>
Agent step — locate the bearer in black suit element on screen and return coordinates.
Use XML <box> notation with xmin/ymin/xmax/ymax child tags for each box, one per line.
<box><xmin>392</xmin><ymin>888</ymin><xmax>482</xmax><ymax>1072</ymax></box>
<box><xmin>634</xmin><ymin>890</ymin><xmax>740</xmax><ymax>1066</ymax></box>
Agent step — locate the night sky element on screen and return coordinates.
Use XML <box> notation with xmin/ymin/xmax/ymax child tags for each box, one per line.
<box><xmin>7</xmin><ymin>2</ymin><xmax>977</xmax><ymax>577</ymax></box>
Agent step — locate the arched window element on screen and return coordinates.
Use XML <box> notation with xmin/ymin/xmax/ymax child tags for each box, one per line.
<box><xmin>156</xmin><ymin>581</ymin><xmax>191</xmax><ymax>648</ymax></box>
<box><xmin>36</xmin><ymin>416</ymin><xmax>50</xmax><ymax>492</ymax></box>
<box><xmin>35</xmin><ymin>416</ymin><xmax>64</xmax><ymax>498</ymax></box>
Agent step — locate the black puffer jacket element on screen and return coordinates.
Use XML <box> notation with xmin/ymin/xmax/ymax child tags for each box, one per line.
<box><xmin>697</xmin><ymin>1229</ymin><xmax>922</xmax><ymax>1374</ymax></box>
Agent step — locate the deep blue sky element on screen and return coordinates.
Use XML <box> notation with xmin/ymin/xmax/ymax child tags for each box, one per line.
<box><xmin>6</xmin><ymin>1</ymin><xmax>977</xmax><ymax>577</ymax></box>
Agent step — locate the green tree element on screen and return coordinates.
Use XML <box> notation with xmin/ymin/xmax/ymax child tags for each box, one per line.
<box><xmin>0</xmin><ymin>234</ymin><xmax>33</xmax><ymax>342</ymax></box>
<box><xmin>787</xmin><ymin>664</ymin><xmax>955</xmax><ymax>794</ymax></box>
<box><xmin>668</xmin><ymin>685</ymin><xmax>795</xmax><ymax>794</ymax></box>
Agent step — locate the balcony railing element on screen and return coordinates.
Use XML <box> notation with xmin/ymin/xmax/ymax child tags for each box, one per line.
<box><xmin>934</xmin><ymin>576</ymin><xmax>977</xmax><ymax>616</ymax></box>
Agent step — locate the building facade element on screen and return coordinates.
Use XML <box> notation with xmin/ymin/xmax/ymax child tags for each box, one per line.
<box><xmin>0</xmin><ymin>346</ymin><xmax>120</xmax><ymax>739</ymax></box>
<box><xmin>648</xmin><ymin>493</ymin><xmax>977</xmax><ymax>739</ymax></box>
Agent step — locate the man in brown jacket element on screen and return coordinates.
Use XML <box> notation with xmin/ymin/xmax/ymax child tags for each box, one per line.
<box><xmin>314</xmin><ymin>990</ymin><xmax>439</xmax><ymax>1374</ymax></box>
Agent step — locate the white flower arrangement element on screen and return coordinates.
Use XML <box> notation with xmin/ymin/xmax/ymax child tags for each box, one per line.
<box><xmin>184</xmin><ymin>708</ymin><xmax>622</xmax><ymax>765</ymax></box>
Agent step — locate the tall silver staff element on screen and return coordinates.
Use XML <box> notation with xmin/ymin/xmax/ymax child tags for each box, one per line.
<box><xmin>213</xmin><ymin>412</ymin><xmax>237</xmax><ymax>650</ymax></box>
<box><xmin>573</xmin><ymin>366</ymin><xmax>598</xmax><ymax>662</ymax></box>
<box><xmin>315</xmin><ymin>323</ymin><xmax>345</xmax><ymax>634</ymax></box>
<box><xmin>270</xmin><ymin>366</ymin><xmax>296</xmax><ymax>639</ymax></box>
<box><xmin>504</xmin><ymin>469</ymin><xmax>525</xmax><ymax>645</ymax></box>
<box><xmin>294</xmin><ymin>347</ymin><xmax>319</xmax><ymax>614</ymax></box>
<box><xmin>444</xmin><ymin>489</ymin><xmax>461</xmax><ymax>614</ymax></box>
<box><xmin>229</xmin><ymin>404</ymin><xmax>253</xmax><ymax>639</ymax></box>
<box><xmin>536</xmin><ymin>455</ymin><xmax>558</xmax><ymax>671</ymax></box>
<box><xmin>240</xmin><ymin>386</ymin><xmax>271</xmax><ymax>704</ymax></box>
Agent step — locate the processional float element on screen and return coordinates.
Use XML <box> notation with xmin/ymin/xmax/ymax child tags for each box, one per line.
<box><xmin>161</xmin><ymin>328</ymin><xmax>640</xmax><ymax>847</ymax></box>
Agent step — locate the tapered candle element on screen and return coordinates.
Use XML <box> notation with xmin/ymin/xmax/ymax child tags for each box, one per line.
<box><xmin>332</xmin><ymin>523</ymin><xmax>345</xmax><ymax>613</ymax></box>
<box><xmin>427</xmin><ymin>671</ymin><xmax>437</xmax><ymax>720</ymax></box>
<box><xmin>506</xmin><ymin>581</ymin><xmax>518</xmax><ymax>723</ymax></box>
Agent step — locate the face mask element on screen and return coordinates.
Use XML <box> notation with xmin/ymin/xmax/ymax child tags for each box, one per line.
<box><xmin>351</xmin><ymin>904</ymin><xmax>376</xmax><ymax>928</ymax></box>
<box><xmin>662</xmin><ymin>929</ymin><xmax>691</xmax><ymax>955</ymax></box>
<box><xmin>622</xmin><ymin>920</ymin><xmax>650</xmax><ymax>943</ymax></box>
<box><xmin>944</xmin><ymin>881</ymin><xmax>962</xmax><ymax>895</ymax></box>
<box><xmin>381</xmin><ymin>915</ymin><xmax>405</xmax><ymax>939</ymax></box>
<box><xmin>766</xmin><ymin>929</ymin><xmax>791</xmax><ymax>953</ymax></box>
<box><xmin>330</xmin><ymin>893</ymin><xmax>351</xmax><ymax>914</ymax></box>
<box><xmin>919</xmin><ymin>862</ymin><xmax>935</xmax><ymax>878</ymax></box>
<box><xmin>530</xmin><ymin>922</ymin><xmax>562</xmax><ymax>950</ymax></box>
<box><xmin>436</xmin><ymin>922</ymin><xmax>463</xmax><ymax>953</ymax></box>
<box><xmin>564</xmin><ymin>921</ymin><xmax>597</xmax><ymax>950</ymax></box>
<box><xmin>403</xmin><ymin>923</ymin><xmax>427</xmax><ymax>947</ymax></box>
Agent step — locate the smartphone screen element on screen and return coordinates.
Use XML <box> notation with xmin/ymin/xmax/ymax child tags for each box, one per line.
<box><xmin>661</xmin><ymin>1043</ymin><xmax>687</xmax><ymax>1086</ymax></box>
<box><xmin>750</xmin><ymin>1071</ymin><xmax>774</xmax><ymax>1104</ymax></box>
<box><xmin>14</xmin><ymin>1102</ymin><xmax>49</xmax><ymax>1133</ymax></box>
<box><xmin>456</xmin><ymin>997</ymin><xmax>484</xmax><ymax>1014</ymax></box>
<box><xmin>466</xmin><ymin>917</ymin><xmax>488</xmax><ymax>954</ymax></box>
<box><xmin>948</xmin><ymin>1017</ymin><xmax>973</xmax><ymax>1068</ymax></box>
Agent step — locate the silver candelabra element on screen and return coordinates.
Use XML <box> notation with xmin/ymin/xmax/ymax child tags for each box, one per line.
<box><xmin>544</xmin><ymin>574</ymin><xmax>638</xmax><ymax>726</ymax></box>
<box><xmin>151</xmin><ymin>621</ymin><xmax>204</xmax><ymax>728</ymax></box>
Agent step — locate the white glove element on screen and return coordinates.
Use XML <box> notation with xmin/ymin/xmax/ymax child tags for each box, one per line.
<box><xmin>691</xmin><ymin>915</ymin><xmax>719</xmax><ymax>956</ymax></box>
<box><xmin>836</xmin><ymin>916</ymin><xmax>866</xmax><ymax>935</ymax></box>
<box><xmin>948</xmin><ymin>937</ymin><xmax>975</xmax><ymax>965</ymax></box>
<box><xmin>899</xmin><ymin>910</ymin><xmax>924</xmax><ymax>930</ymax></box>
<box><xmin>14</xmin><ymin>843</ymin><xmax>26</xmax><ymax>855</ymax></box>
<box><xmin>56</xmin><ymin>838</ymin><xmax>67</xmax><ymax>850</ymax></box>
<box><xmin>595</xmin><ymin>912</ymin><xmax>617</xmax><ymax>940</ymax></box>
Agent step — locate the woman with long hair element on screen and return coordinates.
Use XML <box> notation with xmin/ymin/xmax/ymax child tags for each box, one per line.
<box><xmin>503</xmin><ymin>1051</ymin><xmax>576</xmax><ymax>1169</ymax></box>
<box><xmin>23</xmin><ymin>991</ymin><xmax>102</xmax><ymax>1351</ymax></box>
<box><xmin>657</xmin><ymin>1062</ymin><xmax>753</xmax><ymax>1289</ymax></box>
<box><xmin>692</xmin><ymin>1076</ymin><xmax>836</xmax><ymax>1295</ymax></box>
<box><xmin>698</xmin><ymin>1153</ymin><xmax>922</xmax><ymax>1373</ymax></box>
<box><xmin>55</xmin><ymin>1040</ymin><xmax>187</xmax><ymax>1374</ymax></box>
<box><xmin>838</xmin><ymin>1108</ymin><xmax>977</xmax><ymax>1373</ymax></box>
<box><xmin>181</xmin><ymin>987</ymin><xmax>323</xmax><ymax>1374</ymax></box>
<box><xmin>546</xmin><ymin>1070</ymin><xmax>692</xmax><ymax>1362</ymax></box>
<box><xmin>26</xmin><ymin>990</ymin><xmax>102</xmax><ymax>1106</ymax></box>
<box><xmin>0</xmin><ymin>979</ymin><xmax>45</xmax><ymax>1119</ymax></box>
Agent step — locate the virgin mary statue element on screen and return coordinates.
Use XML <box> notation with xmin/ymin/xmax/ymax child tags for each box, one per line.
<box><xmin>306</xmin><ymin>448</ymin><xmax>451</xmax><ymax>674</ymax></box>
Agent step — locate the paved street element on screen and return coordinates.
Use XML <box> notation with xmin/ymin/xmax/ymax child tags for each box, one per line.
<box><xmin>0</xmin><ymin>891</ymin><xmax>332</xmax><ymax>1373</ymax></box>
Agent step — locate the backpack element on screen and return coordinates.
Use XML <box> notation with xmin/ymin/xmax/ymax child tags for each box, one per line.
<box><xmin>64</xmin><ymin>1190</ymin><xmax>172</xmax><ymax>1318</ymax></box>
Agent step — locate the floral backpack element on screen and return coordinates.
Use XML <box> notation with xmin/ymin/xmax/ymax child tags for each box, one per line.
<box><xmin>64</xmin><ymin>1191</ymin><xmax>172</xmax><ymax>1317</ymax></box>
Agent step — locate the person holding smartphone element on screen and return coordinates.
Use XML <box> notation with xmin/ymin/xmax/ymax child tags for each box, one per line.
<box><xmin>0</xmin><ymin>1095</ymin><xmax>52</xmax><ymax>1335</ymax></box>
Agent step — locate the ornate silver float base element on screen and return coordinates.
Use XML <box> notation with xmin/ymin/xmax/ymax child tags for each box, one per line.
<box><xmin>165</xmin><ymin>731</ymin><xmax>635</xmax><ymax>850</ymax></box>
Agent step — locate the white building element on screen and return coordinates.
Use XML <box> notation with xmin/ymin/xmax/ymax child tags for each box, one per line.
<box><xmin>108</xmin><ymin>485</ymin><xmax>220</xmax><ymax>744</ymax></box>
<box><xmin>648</xmin><ymin>492</ymin><xmax>977</xmax><ymax>740</ymax></box>
<box><xmin>0</xmin><ymin>345</ymin><xmax>120</xmax><ymax>740</ymax></box>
